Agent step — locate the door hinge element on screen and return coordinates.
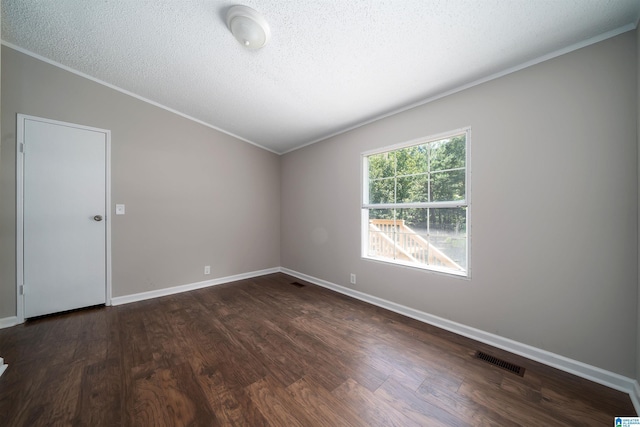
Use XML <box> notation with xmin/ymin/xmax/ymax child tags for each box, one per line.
<box><xmin>20</xmin><ymin>285</ymin><xmax>24</xmax><ymax>295</ymax></box>
<box><xmin>19</xmin><ymin>143</ymin><xmax>24</xmax><ymax>153</ymax></box>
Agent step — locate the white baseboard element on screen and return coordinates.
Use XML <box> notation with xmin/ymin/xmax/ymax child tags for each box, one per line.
<box><xmin>111</xmin><ymin>267</ymin><xmax>280</xmax><ymax>306</ymax></box>
<box><xmin>280</xmin><ymin>267</ymin><xmax>640</xmax><ymax>415</ymax></box>
<box><xmin>0</xmin><ymin>316</ymin><xmax>20</xmax><ymax>330</ymax></box>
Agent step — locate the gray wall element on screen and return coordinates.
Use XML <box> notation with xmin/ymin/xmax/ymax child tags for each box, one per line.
<box><xmin>0</xmin><ymin>46</ymin><xmax>281</xmax><ymax>318</ymax></box>
<box><xmin>281</xmin><ymin>32</ymin><xmax>638</xmax><ymax>377</ymax></box>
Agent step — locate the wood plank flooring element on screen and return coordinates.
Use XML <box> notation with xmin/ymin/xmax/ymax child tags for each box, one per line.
<box><xmin>0</xmin><ymin>273</ymin><xmax>635</xmax><ymax>426</ymax></box>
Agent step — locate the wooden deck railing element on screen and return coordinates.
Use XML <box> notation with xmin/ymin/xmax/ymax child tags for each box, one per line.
<box><xmin>369</xmin><ymin>219</ymin><xmax>463</xmax><ymax>271</ymax></box>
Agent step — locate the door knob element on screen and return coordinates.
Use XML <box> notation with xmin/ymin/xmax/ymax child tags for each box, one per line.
<box><xmin>93</xmin><ymin>215</ymin><xmax>103</xmax><ymax>221</ymax></box>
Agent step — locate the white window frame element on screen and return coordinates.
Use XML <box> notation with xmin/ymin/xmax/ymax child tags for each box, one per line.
<box><xmin>361</xmin><ymin>127</ymin><xmax>471</xmax><ymax>277</ymax></box>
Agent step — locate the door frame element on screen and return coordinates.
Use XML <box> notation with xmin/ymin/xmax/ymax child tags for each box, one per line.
<box><xmin>16</xmin><ymin>114</ymin><xmax>112</xmax><ymax>323</ymax></box>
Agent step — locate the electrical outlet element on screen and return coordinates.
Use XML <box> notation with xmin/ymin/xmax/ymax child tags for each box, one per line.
<box><xmin>204</xmin><ymin>266</ymin><xmax>211</xmax><ymax>275</ymax></box>
<box><xmin>350</xmin><ymin>273</ymin><xmax>356</xmax><ymax>284</ymax></box>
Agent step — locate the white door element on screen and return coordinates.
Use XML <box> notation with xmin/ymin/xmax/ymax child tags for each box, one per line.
<box><xmin>20</xmin><ymin>115</ymin><xmax>109</xmax><ymax>318</ymax></box>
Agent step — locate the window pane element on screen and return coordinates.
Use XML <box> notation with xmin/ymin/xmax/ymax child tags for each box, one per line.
<box><xmin>395</xmin><ymin>144</ymin><xmax>427</xmax><ymax>176</ymax></box>
<box><xmin>428</xmin><ymin>207</ymin><xmax>467</xmax><ymax>271</ymax></box>
<box><xmin>368</xmin><ymin>209</ymin><xmax>397</xmax><ymax>259</ymax></box>
<box><xmin>396</xmin><ymin>174</ymin><xmax>428</xmax><ymax>203</ymax></box>
<box><xmin>396</xmin><ymin>208</ymin><xmax>428</xmax><ymax>232</ymax></box>
<box><xmin>368</xmin><ymin>152</ymin><xmax>396</xmax><ymax>179</ymax></box>
<box><xmin>369</xmin><ymin>208</ymin><xmax>395</xmax><ymax>222</ymax></box>
<box><xmin>369</xmin><ymin>177</ymin><xmax>395</xmax><ymax>204</ymax></box>
<box><xmin>396</xmin><ymin>208</ymin><xmax>429</xmax><ymax>265</ymax></box>
<box><xmin>430</xmin><ymin>135</ymin><xmax>465</xmax><ymax>172</ymax></box>
<box><xmin>430</xmin><ymin>169</ymin><xmax>465</xmax><ymax>202</ymax></box>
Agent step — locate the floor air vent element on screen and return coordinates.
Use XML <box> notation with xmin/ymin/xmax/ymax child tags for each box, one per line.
<box><xmin>474</xmin><ymin>351</ymin><xmax>525</xmax><ymax>376</ymax></box>
<box><xmin>290</xmin><ymin>282</ymin><xmax>305</xmax><ymax>288</ymax></box>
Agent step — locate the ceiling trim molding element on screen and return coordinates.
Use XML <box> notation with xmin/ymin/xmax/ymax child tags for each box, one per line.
<box><xmin>0</xmin><ymin>40</ymin><xmax>279</xmax><ymax>155</ymax></box>
<box><xmin>281</xmin><ymin>22</ymin><xmax>637</xmax><ymax>155</ymax></box>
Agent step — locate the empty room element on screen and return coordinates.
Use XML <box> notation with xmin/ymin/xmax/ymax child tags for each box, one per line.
<box><xmin>1</xmin><ymin>1</ymin><xmax>640</xmax><ymax>425</ymax></box>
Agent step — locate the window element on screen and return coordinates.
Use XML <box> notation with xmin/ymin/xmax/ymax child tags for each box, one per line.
<box><xmin>362</xmin><ymin>129</ymin><xmax>469</xmax><ymax>276</ymax></box>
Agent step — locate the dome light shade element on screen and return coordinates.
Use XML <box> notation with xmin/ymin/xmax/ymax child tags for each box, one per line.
<box><xmin>226</xmin><ymin>5</ymin><xmax>271</xmax><ymax>50</ymax></box>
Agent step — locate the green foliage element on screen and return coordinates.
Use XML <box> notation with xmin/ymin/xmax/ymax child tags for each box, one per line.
<box><xmin>367</xmin><ymin>135</ymin><xmax>466</xmax><ymax>231</ymax></box>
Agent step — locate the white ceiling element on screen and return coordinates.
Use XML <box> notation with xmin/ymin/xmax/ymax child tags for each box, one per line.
<box><xmin>2</xmin><ymin>1</ymin><xmax>639</xmax><ymax>154</ymax></box>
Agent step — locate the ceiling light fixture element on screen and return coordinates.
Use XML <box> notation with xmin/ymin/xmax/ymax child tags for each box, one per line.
<box><xmin>226</xmin><ymin>5</ymin><xmax>271</xmax><ymax>50</ymax></box>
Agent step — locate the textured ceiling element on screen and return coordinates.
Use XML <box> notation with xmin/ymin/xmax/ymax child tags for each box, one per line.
<box><xmin>2</xmin><ymin>1</ymin><xmax>640</xmax><ymax>154</ymax></box>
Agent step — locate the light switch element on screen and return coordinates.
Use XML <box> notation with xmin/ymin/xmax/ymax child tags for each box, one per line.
<box><xmin>115</xmin><ymin>204</ymin><xmax>125</xmax><ymax>215</ymax></box>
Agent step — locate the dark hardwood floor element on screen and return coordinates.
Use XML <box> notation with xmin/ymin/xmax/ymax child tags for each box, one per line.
<box><xmin>0</xmin><ymin>273</ymin><xmax>635</xmax><ymax>426</ymax></box>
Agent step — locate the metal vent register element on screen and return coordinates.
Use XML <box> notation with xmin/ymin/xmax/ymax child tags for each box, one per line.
<box><xmin>475</xmin><ymin>351</ymin><xmax>525</xmax><ymax>376</ymax></box>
